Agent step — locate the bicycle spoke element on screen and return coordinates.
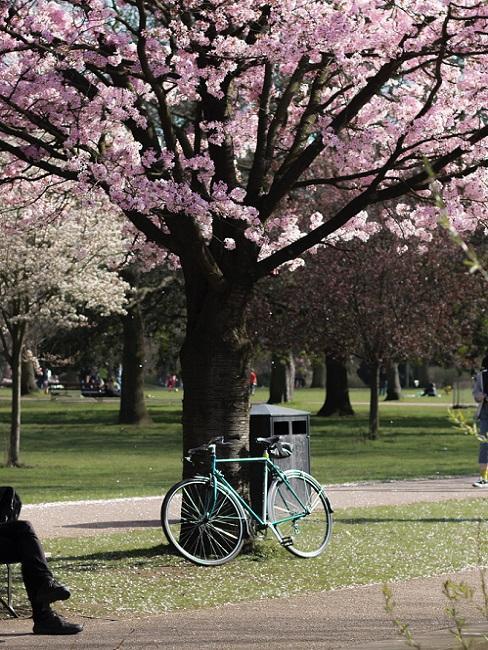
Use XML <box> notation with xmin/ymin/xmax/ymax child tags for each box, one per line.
<box><xmin>268</xmin><ymin>471</ymin><xmax>332</xmax><ymax>558</ymax></box>
<box><xmin>205</xmin><ymin>525</ymin><xmax>236</xmax><ymax>555</ymax></box>
<box><xmin>161</xmin><ymin>478</ymin><xmax>245</xmax><ymax>565</ymax></box>
<box><xmin>208</xmin><ymin>522</ymin><xmax>240</xmax><ymax>540</ymax></box>
<box><xmin>182</xmin><ymin>485</ymin><xmax>206</xmax><ymax>519</ymax></box>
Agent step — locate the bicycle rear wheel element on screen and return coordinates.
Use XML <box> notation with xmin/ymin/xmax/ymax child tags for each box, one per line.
<box><xmin>161</xmin><ymin>477</ymin><xmax>246</xmax><ymax>566</ymax></box>
<box><xmin>267</xmin><ymin>470</ymin><xmax>332</xmax><ymax>558</ymax></box>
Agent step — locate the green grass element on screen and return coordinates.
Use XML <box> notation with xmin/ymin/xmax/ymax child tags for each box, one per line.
<box><xmin>0</xmin><ymin>386</ymin><xmax>480</xmax><ymax>504</ymax></box>
<box><xmin>5</xmin><ymin>496</ymin><xmax>487</xmax><ymax>618</ymax></box>
<box><xmin>291</xmin><ymin>386</ymin><xmax>479</xmax><ymax>483</ymax></box>
<box><xmin>1</xmin><ymin>387</ymin><xmax>482</xmax><ymax>621</ymax></box>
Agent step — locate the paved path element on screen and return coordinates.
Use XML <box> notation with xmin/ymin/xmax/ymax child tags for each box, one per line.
<box><xmin>3</xmin><ymin>476</ymin><xmax>488</xmax><ymax>649</ymax></box>
<box><xmin>20</xmin><ymin>475</ymin><xmax>484</xmax><ymax>539</ymax></box>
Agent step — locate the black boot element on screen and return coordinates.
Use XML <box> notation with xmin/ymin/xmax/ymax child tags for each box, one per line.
<box><xmin>33</xmin><ymin>609</ymin><xmax>83</xmax><ymax>635</ymax></box>
<box><xmin>35</xmin><ymin>578</ymin><xmax>71</xmax><ymax>604</ymax></box>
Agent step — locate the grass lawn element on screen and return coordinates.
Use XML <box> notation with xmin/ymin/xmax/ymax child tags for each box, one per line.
<box><xmin>0</xmin><ymin>386</ymin><xmax>480</xmax><ymax>504</ymax></box>
<box><xmin>0</xmin><ymin>386</ymin><xmax>484</xmax><ymax>621</ymax></box>
<box><xmin>4</xmin><ymin>496</ymin><xmax>488</xmax><ymax>618</ymax></box>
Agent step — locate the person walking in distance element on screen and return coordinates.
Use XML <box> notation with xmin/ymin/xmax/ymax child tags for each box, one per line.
<box><xmin>473</xmin><ymin>354</ymin><xmax>488</xmax><ymax>487</ymax></box>
<box><xmin>249</xmin><ymin>369</ymin><xmax>257</xmax><ymax>396</ymax></box>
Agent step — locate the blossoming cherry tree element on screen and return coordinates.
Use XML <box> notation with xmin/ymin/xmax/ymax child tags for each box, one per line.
<box><xmin>0</xmin><ymin>1</ymin><xmax>487</xmax><ymax>467</ymax></box>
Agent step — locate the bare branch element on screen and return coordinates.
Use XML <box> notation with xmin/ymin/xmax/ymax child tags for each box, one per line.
<box><xmin>246</xmin><ymin>61</ymin><xmax>273</xmax><ymax>198</ymax></box>
<box><xmin>259</xmin><ymin>57</ymin><xmax>405</xmax><ymax>220</ymax></box>
<box><xmin>135</xmin><ymin>0</ymin><xmax>183</xmax><ymax>181</ymax></box>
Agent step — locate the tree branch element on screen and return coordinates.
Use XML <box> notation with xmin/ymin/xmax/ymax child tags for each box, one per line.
<box><xmin>246</xmin><ymin>61</ymin><xmax>272</xmax><ymax>198</ymax></box>
<box><xmin>255</xmin><ymin>122</ymin><xmax>488</xmax><ymax>278</ymax></box>
<box><xmin>135</xmin><ymin>0</ymin><xmax>183</xmax><ymax>181</ymax></box>
<box><xmin>259</xmin><ymin>58</ymin><xmax>405</xmax><ymax>220</ymax></box>
<box><xmin>0</xmin><ymin>139</ymin><xmax>77</xmax><ymax>181</ymax></box>
<box><xmin>263</xmin><ymin>55</ymin><xmax>309</xmax><ymax>176</ymax></box>
<box><xmin>276</xmin><ymin>60</ymin><xmax>331</xmax><ymax>182</ymax></box>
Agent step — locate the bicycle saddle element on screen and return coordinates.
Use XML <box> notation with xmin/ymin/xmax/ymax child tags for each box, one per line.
<box><xmin>256</xmin><ymin>436</ymin><xmax>293</xmax><ymax>458</ymax></box>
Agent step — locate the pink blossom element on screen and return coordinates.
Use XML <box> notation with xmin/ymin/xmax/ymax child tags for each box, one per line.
<box><xmin>0</xmin><ymin>0</ymin><xmax>486</xmax><ymax>272</ymax></box>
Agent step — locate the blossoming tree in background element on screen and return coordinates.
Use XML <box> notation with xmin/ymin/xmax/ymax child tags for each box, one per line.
<box><xmin>0</xmin><ymin>2</ymin><xmax>487</xmax><ymax>471</ymax></box>
<box><xmin>254</xmin><ymin>230</ymin><xmax>483</xmax><ymax>437</ymax></box>
<box><xmin>0</xmin><ymin>181</ymin><xmax>129</xmax><ymax>465</ymax></box>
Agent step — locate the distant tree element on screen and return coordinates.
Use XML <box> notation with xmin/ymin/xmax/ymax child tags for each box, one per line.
<box><xmin>290</xmin><ymin>231</ymin><xmax>482</xmax><ymax>437</ymax></box>
<box><xmin>139</xmin><ymin>269</ymin><xmax>186</xmax><ymax>385</ymax></box>
<box><xmin>384</xmin><ymin>361</ymin><xmax>402</xmax><ymax>401</ymax></box>
<box><xmin>318</xmin><ymin>354</ymin><xmax>355</xmax><ymax>417</ymax></box>
<box><xmin>117</xmin><ymin>266</ymin><xmax>178</xmax><ymax>424</ymax></box>
<box><xmin>119</xmin><ymin>265</ymin><xmax>186</xmax><ymax>422</ymax></box>
<box><xmin>20</xmin><ymin>348</ymin><xmax>39</xmax><ymax>395</ymax></box>
<box><xmin>251</xmin><ymin>271</ymin><xmax>357</xmax><ymax>414</ymax></box>
<box><xmin>268</xmin><ymin>351</ymin><xmax>295</xmax><ymax>404</ymax></box>
<box><xmin>0</xmin><ymin>184</ymin><xmax>128</xmax><ymax>466</ymax></box>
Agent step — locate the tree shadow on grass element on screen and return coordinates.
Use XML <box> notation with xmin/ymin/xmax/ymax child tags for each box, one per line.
<box><xmin>336</xmin><ymin>516</ymin><xmax>484</xmax><ymax>525</ymax></box>
<box><xmin>61</xmin><ymin>520</ymin><xmax>161</xmax><ymax>531</ymax></box>
<box><xmin>311</xmin><ymin>414</ymin><xmax>462</xmax><ymax>436</ymax></box>
<box><xmin>15</xmin><ymin>409</ymin><xmax>182</xmax><ymax>427</ymax></box>
<box><xmin>54</xmin><ymin>543</ymin><xmax>176</xmax><ymax>564</ymax></box>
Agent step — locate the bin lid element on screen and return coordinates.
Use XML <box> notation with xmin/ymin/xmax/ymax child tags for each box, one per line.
<box><xmin>250</xmin><ymin>404</ymin><xmax>310</xmax><ymax>417</ymax></box>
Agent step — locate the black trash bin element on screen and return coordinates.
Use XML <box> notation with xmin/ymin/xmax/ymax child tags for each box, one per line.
<box><xmin>249</xmin><ymin>404</ymin><xmax>310</xmax><ymax>518</ymax></box>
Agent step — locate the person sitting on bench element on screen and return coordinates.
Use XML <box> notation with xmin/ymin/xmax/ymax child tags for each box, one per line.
<box><xmin>0</xmin><ymin>519</ymin><xmax>83</xmax><ymax>635</ymax></box>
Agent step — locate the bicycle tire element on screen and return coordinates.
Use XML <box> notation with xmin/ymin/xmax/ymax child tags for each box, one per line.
<box><xmin>161</xmin><ymin>477</ymin><xmax>246</xmax><ymax>566</ymax></box>
<box><xmin>267</xmin><ymin>470</ymin><xmax>332</xmax><ymax>558</ymax></box>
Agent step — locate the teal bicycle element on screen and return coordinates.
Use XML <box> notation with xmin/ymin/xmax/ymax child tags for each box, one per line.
<box><xmin>160</xmin><ymin>436</ymin><xmax>333</xmax><ymax>566</ymax></box>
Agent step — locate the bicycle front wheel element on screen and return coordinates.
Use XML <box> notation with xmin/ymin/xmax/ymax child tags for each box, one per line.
<box><xmin>161</xmin><ymin>477</ymin><xmax>246</xmax><ymax>566</ymax></box>
<box><xmin>267</xmin><ymin>470</ymin><xmax>332</xmax><ymax>558</ymax></box>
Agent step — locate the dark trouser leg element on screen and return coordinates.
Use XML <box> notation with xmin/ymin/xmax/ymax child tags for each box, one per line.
<box><xmin>0</xmin><ymin>520</ymin><xmax>53</xmax><ymax>605</ymax></box>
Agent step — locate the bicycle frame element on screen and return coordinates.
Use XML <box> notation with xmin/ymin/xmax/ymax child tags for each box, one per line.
<box><xmin>203</xmin><ymin>444</ymin><xmax>311</xmax><ymax>540</ymax></box>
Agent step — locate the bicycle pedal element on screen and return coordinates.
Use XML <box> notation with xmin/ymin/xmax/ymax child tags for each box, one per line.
<box><xmin>280</xmin><ymin>536</ymin><xmax>293</xmax><ymax>547</ymax></box>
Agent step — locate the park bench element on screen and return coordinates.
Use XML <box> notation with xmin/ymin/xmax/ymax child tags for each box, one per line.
<box><xmin>49</xmin><ymin>381</ymin><xmax>120</xmax><ymax>400</ymax></box>
<box><xmin>48</xmin><ymin>382</ymin><xmax>82</xmax><ymax>398</ymax></box>
<box><xmin>80</xmin><ymin>387</ymin><xmax>119</xmax><ymax>399</ymax></box>
<box><xmin>1</xmin><ymin>564</ymin><xmax>17</xmax><ymax>618</ymax></box>
<box><xmin>49</xmin><ymin>383</ymin><xmax>120</xmax><ymax>400</ymax></box>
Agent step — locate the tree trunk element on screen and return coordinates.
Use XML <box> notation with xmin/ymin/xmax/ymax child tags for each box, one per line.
<box><xmin>7</xmin><ymin>326</ymin><xmax>25</xmax><ymax>466</ymax></box>
<box><xmin>402</xmin><ymin>361</ymin><xmax>412</xmax><ymax>388</ymax></box>
<box><xmin>368</xmin><ymin>361</ymin><xmax>380</xmax><ymax>440</ymax></box>
<box><xmin>119</xmin><ymin>302</ymin><xmax>151</xmax><ymax>425</ymax></box>
<box><xmin>384</xmin><ymin>361</ymin><xmax>401</xmax><ymax>401</ymax></box>
<box><xmin>318</xmin><ymin>353</ymin><xmax>355</xmax><ymax>416</ymax></box>
<box><xmin>21</xmin><ymin>352</ymin><xmax>38</xmax><ymax>395</ymax></box>
<box><xmin>310</xmin><ymin>357</ymin><xmax>325</xmax><ymax>388</ymax></box>
<box><xmin>268</xmin><ymin>352</ymin><xmax>295</xmax><ymax>404</ymax></box>
<box><xmin>180</xmin><ymin>281</ymin><xmax>253</xmax><ymax>485</ymax></box>
<box><xmin>416</xmin><ymin>362</ymin><xmax>430</xmax><ymax>388</ymax></box>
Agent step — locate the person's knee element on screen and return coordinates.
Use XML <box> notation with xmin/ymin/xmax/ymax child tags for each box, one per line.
<box><xmin>15</xmin><ymin>520</ymin><xmax>35</xmax><ymax>535</ymax></box>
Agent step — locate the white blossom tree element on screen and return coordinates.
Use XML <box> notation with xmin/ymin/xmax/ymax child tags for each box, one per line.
<box><xmin>0</xmin><ymin>183</ymin><xmax>129</xmax><ymax>466</ymax></box>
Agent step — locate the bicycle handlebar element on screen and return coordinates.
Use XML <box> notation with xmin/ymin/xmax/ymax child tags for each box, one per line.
<box><xmin>185</xmin><ymin>434</ymin><xmax>292</xmax><ymax>463</ymax></box>
<box><xmin>186</xmin><ymin>436</ymin><xmax>233</xmax><ymax>458</ymax></box>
